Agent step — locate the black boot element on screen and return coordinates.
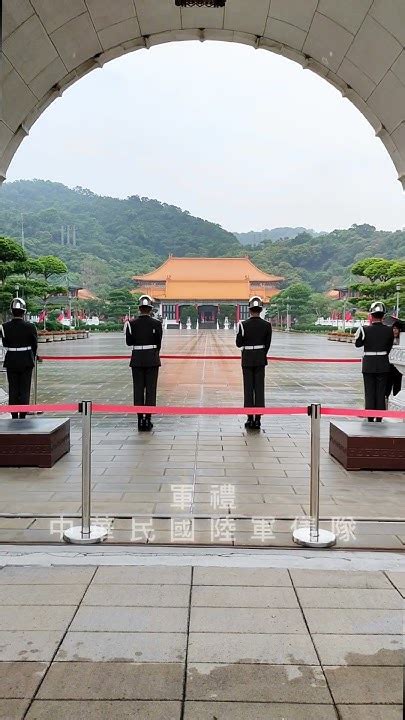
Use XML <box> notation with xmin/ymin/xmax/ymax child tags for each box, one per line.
<box><xmin>254</xmin><ymin>415</ymin><xmax>261</xmax><ymax>429</ymax></box>
<box><xmin>145</xmin><ymin>414</ymin><xmax>153</xmax><ymax>431</ymax></box>
<box><xmin>138</xmin><ymin>414</ymin><xmax>145</xmax><ymax>431</ymax></box>
<box><xmin>245</xmin><ymin>415</ymin><xmax>254</xmax><ymax>429</ymax></box>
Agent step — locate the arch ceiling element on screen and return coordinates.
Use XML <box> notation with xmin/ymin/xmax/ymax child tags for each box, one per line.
<box><xmin>2</xmin><ymin>0</ymin><xmax>405</xmax><ymax>185</ymax></box>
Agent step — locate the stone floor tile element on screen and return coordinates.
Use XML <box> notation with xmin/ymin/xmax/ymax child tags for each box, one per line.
<box><xmin>385</xmin><ymin>571</ymin><xmax>405</xmax><ymax>591</ymax></box>
<box><xmin>313</xmin><ymin>634</ymin><xmax>403</xmax><ymax>666</ymax></box>
<box><xmin>25</xmin><ymin>700</ymin><xmax>181</xmax><ymax>720</ymax></box>
<box><xmin>188</xmin><ymin>632</ymin><xmax>317</xmax><ymax>664</ymax></box>
<box><xmin>191</xmin><ymin>586</ymin><xmax>298</xmax><ymax>608</ymax></box>
<box><xmin>183</xmin><ymin>702</ymin><xmax>339</xmax><ymax>719</ymax></box>
<box><xmin>82</xmin><ymin>584</ymin><xmax>190</xmax><ymax>607</ymax></box>
<box><xmin>0</xmin><ymin>699</ymin><xmax>30</xmax><ymax>720</ymax></box>
<box><xmin>93</xmin><ymin>566</ymin><xmax>191</xmax><ymax>585</ymax></box>
<box><xmin>0</xmin><ymin>606</ymin><xmax>76</xmax><ymax>632</ymax></box>
<box><xmin>193</xmin><ymin>567</ymin><xmax>291</xmax><ymax>586</ymax></box>
<box><xmin>71</xmin><ymin>606</ymin><xmax>188</xmax><ymax>633</ymax></box>
<box><xmin>0</xmin><ymin>662</ymin><xmax>48</xmax><ymax>698</ymax></box>
<box><xmin>296</xmin><ymin>588</ymin><xmax>403</xmax><ymax>609</ymax></box>
<box><xmin>0</xmin><ymin>567</ymin><xmax>94</xmax><ymax>585</ymax></box>
<box><xmin>186</xmin><ymin>663</ymin><xmax>332</xmax><ymax>703</ymax></box>
<box><xmin>290</xmin><ymin>570</ymin><xmax>392</xmax><ymax>589</ymax></box>
<box><xmin>337</xmin><ymin>705</ymin><xmax>403</xmax><ymax>720</ymax></box>
<box><xmin>0</xmin><ymin>585</ymin><xmax>86</xmax><ymax>606</ymax></box>
<box><xmin>0</xmin><ymin>632</ymin><xmax>63</xmax><ymax>661</ymax></box>
<box><xmin>190</xmin><ymin>607</ymin><xmax>307</xmax><ymax>634</ymax></box>
<box><xmin>37</xmin><ymin>662</ymin><xmax>184</xmax><ymax>699</ymax></box>
<box><xmin>56</xmin><ymin>632</ymin><xmax>187</xmax><ymax>662</ymax></box>
<box><xmin>324</xmin><ymin>666</ymin><xmax>403</xmax><ymax>704</ymax></box>
<box><xmin>304</xmin><ymin>608</ymin><xmax>402</xmax><ymax>635</ymax></box>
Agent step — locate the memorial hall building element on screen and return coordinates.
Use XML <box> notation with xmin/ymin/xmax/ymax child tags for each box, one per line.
<box><xmin>133</xmin><ymin>256</ymin><xmax>282</xmax><ymax>328</ymax></box>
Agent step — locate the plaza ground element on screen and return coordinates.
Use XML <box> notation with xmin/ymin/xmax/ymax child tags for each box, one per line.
<box><xmin>0</xmin><ymin>330</ymin><xmax>403</xmax><ymax>548</ymax></box>
<box><xmin>0</xmin><ymin>331</ymin><xmax>403</xmax><ymax>719</ymax></box>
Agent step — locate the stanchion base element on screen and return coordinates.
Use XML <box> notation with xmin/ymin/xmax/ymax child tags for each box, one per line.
<box><xmin>63</xmin><ymin>525</ymin><xmax>108</xmax><ymax>544</ymax></box>
<box><xmin>293</xmin><ymin>528</ymin><xmax>336</xmax><ymax>548</ymax></box>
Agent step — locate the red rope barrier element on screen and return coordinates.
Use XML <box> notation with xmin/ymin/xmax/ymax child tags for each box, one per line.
<box><xmin>1</xmin><ymin>403</ymin><xmax>405</xmax><ymax>419</ymax></box>
<box><xmin>39</xmin><ymin>354</ymin><xmax>361</xmax><ymax>363</ymax></box>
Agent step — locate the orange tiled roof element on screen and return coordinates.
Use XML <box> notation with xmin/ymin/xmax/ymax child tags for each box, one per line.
<box><xmin>133</xmin><ymin>256</ymin><xmax>283</xmax><ymax>283</ymax></box>
<box><xmin>133</xmin><ymin>281</ymin><xmax>280</xmax><ymax>302</ymax></box>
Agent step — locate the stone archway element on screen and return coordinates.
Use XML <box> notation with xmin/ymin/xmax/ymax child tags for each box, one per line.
<box><xmin>2</xmin><ymin>1</ymin><xmax>405</xmax><ymax>185</ymax></box>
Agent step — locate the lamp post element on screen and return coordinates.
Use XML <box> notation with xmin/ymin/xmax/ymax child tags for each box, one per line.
<box><xmin>396</xmin><ymin>283</ymin><xmax>401</xmax><ymax>318</ymax></box>
<box><xmin>286</xmin><ymin>297</ymin><xmax>290</xmax><ymax>332</ymax></box>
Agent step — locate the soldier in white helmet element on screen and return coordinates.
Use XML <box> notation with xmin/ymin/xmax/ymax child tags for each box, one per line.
<box><xmin>125</xmin><ymin>295</ymin><xmax>163</xmax><ymax>431</ymax></box>
<box><xmin>355</xmin><ymin>301</ymin><xmax>394</xmax><ymax>421</ymax></box>
<box><xmin>0</xmin><ymin>298</ymin><xmax>38</xmax><ymax>419</ymax></box>
<box><xmin>236</xmin><ymin>296</ymin><xmax>272</xmax><ymax>429</ymax></box>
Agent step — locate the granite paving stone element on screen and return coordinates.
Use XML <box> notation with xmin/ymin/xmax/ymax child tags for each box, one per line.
<box><xmin>70</xmin><ymin>606</ymin><xmax>188</xmax><ymax>633</ymax></box>
<box><xmin>0</xmin><ymin>585</ymin><xmax>87</xmax><ymax>606</ymax></box>
<box><xmin>25</xmin><ymin>700</ymin><xmax>182</xmax><ymax>719</ymax></box>
<box><xmin>0</xmin><ymin>699</ymin><xmax>31</xmax><ymax>720</ymax></box>
<box><xmin>0</xmin><ymin>631</ymin><xmax>65</xmax><ymax>661</ymax></box>
<box><xmin>37</xmin><ymin>662</ymin><xmax>184</xmax><ymax>699</ymax></box>
<box><xmin>0</xmin><ymin>567</ymin><xmax>94</xmax><ymax>585</ymax></box>
<box><xmin>190</xmin><ymin>607</ymin><xmax>308</xmax><ymax>634</ymax></box>
<box><xmin>290</xmin><ymin>570</ymin><xmax>393</xmax><ymax>589</ymax></box>
<box><xmin>93</xmin><ymin>566</ymin><xmax>191</xmax><ymax>585</ymax></box>
<box><xmin>82</xmin><ymin>584</ymin><xmax>190</xmax><ymax>607</ymax></box>
<box><xmin>324</xmin><ymin>666</ymin><xmax>403</xmax><ymax>704</ymax></box>
<box><xmin>0</xmin><ymin>606</ymin><xmax>76</xmax><ymax>631</ymax></box>
<box><xmin>303</xmin><ymin>608</ymin><xmax>402</xmax><ymax>635</ymax></box>
<box><xmin>186</xmin><ymin>663</ymin><xmax>333</xmax><ymax>703</ymax></box>
<box><xmin>183</xmin><ymin>703</ymin><xmax>339</xmax><ymax>719</ymax></box>
<box><xmin>188</xmin><ymin>632</ymin><xmax>318</xmax><ymax>664</ymax></box>
<box><xmin>337</xmin><ymin>706</ymin><xmax>403</xmax><ymax>720</ymax></box>
<box><xmin>55</xmin><ymin>632</ymin><xmax>187</xmax><ymax>662</ymax></box>
<box><xmin>0</xmin><ymin>662</ymin><xmax>48</xmax><ymax>698</ymax></box>
<box><xmin>193</xmin><ymin>567</ymin><xmax>291</xmax><ymax>586</ymax></box>
<box><xmin>296</xmin><ymin>588</ymin><xmax>403</xmax><ymax>609</ymax></box>
<box><xmin>191</xmin><ymin>586</ymin><xmax>298</xmax><ymax>608</ymax></box>
<box><xmin>312</xmin><ymin>634</ymin><xmax>403</xmax><ymax>666</ymax></box>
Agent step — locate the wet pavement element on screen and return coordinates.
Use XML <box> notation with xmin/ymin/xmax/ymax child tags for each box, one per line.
<box><xmin>0</xmin><ymin>331</ymin><xmax>404</xmax><ymax>548</ymax></box>
<box><xmin>0</xmin><ymin>562</ymin><xmax>402</xmax><ymax>720</ymax></box>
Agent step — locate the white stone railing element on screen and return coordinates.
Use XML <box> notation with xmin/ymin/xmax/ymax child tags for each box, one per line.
<box><xmin>389</xmin><ymin>336</ymin><xmax>405</xmax><ymax>410</ymax></box>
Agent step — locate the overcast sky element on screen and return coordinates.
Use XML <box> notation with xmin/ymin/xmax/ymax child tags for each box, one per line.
<box><xmin>6</xmin><ymin>41</ymin><xmax>405</xmax><ymax>233</ymax></box>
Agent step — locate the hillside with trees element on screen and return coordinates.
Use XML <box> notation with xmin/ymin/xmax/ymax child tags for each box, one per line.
<box><xmin>0</xmin><ymin>180</ymin><xmax>240</xmax><ymax>295</ymax></box>
<box><xmin>0</xmin><ymin>181</ymin><xmax>403</xmax><ymax>295</ymax></box>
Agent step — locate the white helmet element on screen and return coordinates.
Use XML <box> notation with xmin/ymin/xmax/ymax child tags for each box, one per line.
<box><xmin>138</xmin><ymin>294</ymin><xmax>154</xmax><ymax>309</ymax></box>
<box><xmin>249</xmin><ymin>295</ymin><xmax>263</xmax><ymax>310</ymax></box>
<box><xmin>10</xmin><ymin>297</ymin><xmax>26</xmax><ymax>312</ymax></box>
<box><xmin>369</xmin><ymin>301</ymin><xmax>386</xmax><ymax>316</ymax></box>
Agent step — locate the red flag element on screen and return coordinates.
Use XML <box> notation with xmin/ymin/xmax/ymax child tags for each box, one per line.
<box><xmin>38</xmin><ymin>309</ymin><xmax>47</xmax><ymax>322</ymax></box>
<box><xmin>65</xmin><ymin>307</ymin><xmax>71</xmax><ymax>320</ymax></box>
<box><xmin>57</xmin><ymin>311</ymin><xmax>64</xmax><ymax>323</ymax></box>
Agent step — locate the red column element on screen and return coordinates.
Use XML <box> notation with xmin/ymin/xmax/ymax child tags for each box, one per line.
<box><xmin>175</xmin><ymin>304</ymin><xmax>180</xmax><ymax>322</ymax></box>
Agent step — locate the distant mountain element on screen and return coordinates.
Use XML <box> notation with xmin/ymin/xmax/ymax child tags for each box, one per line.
<box><xmin>235</xmin><ymin>227</ymin><xmax>319</xmax><ymax>245</ymax></box>
<box><xmin>0</xmin><ymin>180</ymin><xmax>241</xmax><ymax>292</ymax></box>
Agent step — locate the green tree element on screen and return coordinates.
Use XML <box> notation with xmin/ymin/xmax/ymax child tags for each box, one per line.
<box><xmin>37</xmin><ymin>255</ymin><xmax>68</xmax><ymax>281</ymax></box>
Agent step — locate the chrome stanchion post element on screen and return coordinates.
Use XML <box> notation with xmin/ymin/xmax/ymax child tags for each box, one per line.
<box><xmin>64</xmin><ymin>400</ymin><xmax>107</xmax><ymax>544</ymax></box>
<box><xmin>293</xmin><ymin>403</ymin><xmax>336</xmax><ymax>548</ymax></box>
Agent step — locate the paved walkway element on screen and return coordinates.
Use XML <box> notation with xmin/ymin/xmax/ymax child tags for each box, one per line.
<box><xmin>0</xmin><ymin>332</ymin><xmax>404</xmax><ymax>548</ymax></box>
<box><xmin>0</xmin><ymin>560</ymin><xmax>403</xmax><ymax>720</ymax></box>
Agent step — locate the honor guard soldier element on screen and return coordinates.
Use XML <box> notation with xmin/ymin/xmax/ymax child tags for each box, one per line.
<box><xmin>355</xmin><ymin>301</ymin><xmax>394</xmax><ymax>422</ymax></box>
<box><xmin>236</xmin><ymin>296</ymin><xmax>272</xmax><ymax>429</ymax></box>
<box><xmin>126</xmin><ymin>295</ymin><xmax>163</xmax><ymax>431</ymax></box>
<box><xmin>0</xmin><ymin>297</ymin><xmax>38</xmax><ymax>419</ymax></box>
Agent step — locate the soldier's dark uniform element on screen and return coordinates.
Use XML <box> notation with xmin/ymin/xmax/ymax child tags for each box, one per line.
<box><xmin>1</xmin><ymin>303</ymin><xmax>38</xmax><ymax>419</ymax></box>
<box><xmin>355</xmin><ymin>305</ymin><xmax>394</xmax><ymax>422</ymax></box>
<box><xmin>126</xmin><ymin>296</ymin><xmax>163</xmax><ymax>431</ymax></box>
<box><xmin>236</xmin><ymin>299</ymin><xmax>272</xmax><ymax>429</ymax></box>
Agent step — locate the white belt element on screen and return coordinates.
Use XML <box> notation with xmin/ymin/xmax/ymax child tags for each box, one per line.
<box><xmin>6</xmin><ymin>346</ymin><xmax>31</xmax><ymax>352</ymax></box>
<box><xmin>364</xmin><ymin>351</ymin><xmax>388</xmax><ymax>356</ymax></box>
<box><xmin>133</xmin><ymin>345</ymin><xmax>157</xmax><ymax>350</ymax></box>
<box><xmin>243</xmin><ymin>345</ymin><xmax>265</xmax><ymax>350</ymax></box>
